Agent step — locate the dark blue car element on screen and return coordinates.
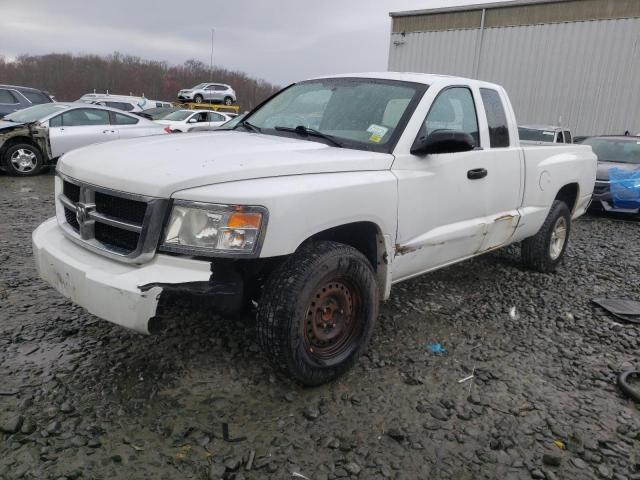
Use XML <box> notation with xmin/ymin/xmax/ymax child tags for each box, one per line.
<box><xmin>0</xmin><ymin>84</ymin><xmax>54</xmax><ymax>118</ymax></box>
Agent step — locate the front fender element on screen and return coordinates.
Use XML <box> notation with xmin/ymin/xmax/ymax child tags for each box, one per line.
<box><xmin>171</xmin><ymin>171</ymin><xmax>398</xmax><ymax>258</ymax></box>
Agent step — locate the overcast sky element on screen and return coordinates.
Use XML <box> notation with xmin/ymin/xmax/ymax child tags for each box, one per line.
<box><xmin>2</xmin><ymin>0</ymin><xmax>507</xmax><ymax>86</ymax></box>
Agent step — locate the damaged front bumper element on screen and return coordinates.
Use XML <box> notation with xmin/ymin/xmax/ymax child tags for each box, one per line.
<box><xmin>32</xmin><ymin>217</ymin><xmax>212</xmax><ymax>334</ymax></box>
<box><xmin>591</xmin><ymin>182</ymin><xmax>640</xmax><ymax>214</ymax></box>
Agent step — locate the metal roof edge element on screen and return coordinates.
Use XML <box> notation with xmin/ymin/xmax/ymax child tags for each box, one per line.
<box><xmin>389</xmin><ymin>0</ymin><xmax>571</xmax><ymax>17</ymax></box>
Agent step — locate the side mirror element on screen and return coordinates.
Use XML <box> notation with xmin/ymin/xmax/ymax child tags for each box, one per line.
<box><xmin>188</xmin><ymin>118</ymin><xmax>198</xmax><ymax>123</ymax></box>
<box><xmin>411</xmin><ymin>129</ymin><xmax>475</xmax><ymax>155</ymax></box>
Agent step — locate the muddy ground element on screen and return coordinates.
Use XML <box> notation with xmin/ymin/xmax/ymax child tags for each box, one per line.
<box><xmin>1</xmin><ymin>172</ymin><xmax>639</xmax><ymax>480</ymax></box>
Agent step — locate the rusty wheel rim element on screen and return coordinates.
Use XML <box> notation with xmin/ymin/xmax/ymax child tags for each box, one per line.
<box><xmin>303</xmin><ymin>278</ymin><xmax>360</xmax><ymax>364</ymax></box>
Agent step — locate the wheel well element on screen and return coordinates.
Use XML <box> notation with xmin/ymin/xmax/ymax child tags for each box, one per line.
<box><xmin>306</xmin><ymin>222</ymin><xmax>382</xmax><ymax>272</ymax></box>
<box><xmin>555</xmin><ymin>183</ymin><xmax>579</xmax><ymax>213</ymax></box>
<box><xmin>0</xmin><ymin>136</ymin><xmax>43</xmax><ymax>161</ymax></box>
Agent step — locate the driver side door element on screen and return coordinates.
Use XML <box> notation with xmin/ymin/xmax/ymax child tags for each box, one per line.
<box><xmin>48</xmin><ymin>108</ymin><xmax>114</xmax><ymax>158</ymax></box>
<box><xmin>391</xmin><ymin>86</ymin><xmax>490</xmax><ymax>281</ymax></box>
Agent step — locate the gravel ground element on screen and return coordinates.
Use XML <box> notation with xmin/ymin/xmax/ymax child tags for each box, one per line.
<box><xmin>1</xmin><ymin>172</ymin><xmax>639</xmax><ymax>480</ymax></box>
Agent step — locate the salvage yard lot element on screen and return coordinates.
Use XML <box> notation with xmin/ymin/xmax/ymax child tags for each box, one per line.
<box><xmin>1</xmin><ymin>173</ymin><xmax>639</xmax><ymax>480</ymax></box>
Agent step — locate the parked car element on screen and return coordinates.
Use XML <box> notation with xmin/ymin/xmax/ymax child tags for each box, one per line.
<box><xmin>155</xmin><ymin>109</ymin><xmax>232</xmax><ymax>133</ymax></box>
<box><xmin>136</xmin><ymin>107</ymin><xmax>181</xmax><ymax>121</ymax></box>
<box><xmin>584</xmin><ymin>136</ymin><xmax>640</xmax><ymax>214</ymax></box>
<box><xmin>177</xmin><ymin>83</ymin><xmax>236</xmax><ymax>105</ymax></box>
<box><xmin>519</xmin><ymin>125</ymin><xmax>573</xmax><ymax>144</ymax></box>
<box><xmin>77</xmin><ymin>93</ymin><xmax>171</xmax><ymax>113</ymax></box>
<box><xmin>0</xmin><ymin>102</ymin><xmax>166</xmax><ymax>176</ymax></box>
<box><xmin>33</xmin><ymin>73</ymin><xmax>596</xmax><ymax>385</ymax></box>
<box><xmin>0</xmin><ymin>84</ymin><xmax>54</xmax><ymax>119</ymax></box>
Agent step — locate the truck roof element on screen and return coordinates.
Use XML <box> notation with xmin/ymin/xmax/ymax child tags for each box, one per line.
<box><xmin>310</xmin><ymin>72</ymin><xmax>505</xmax><ymax>90</ymax></box>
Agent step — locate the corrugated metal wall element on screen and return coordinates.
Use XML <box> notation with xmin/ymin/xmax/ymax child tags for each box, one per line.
<box><xmin>388</xmin><ymin>17</ymin><xmax>640</xmax><ymax>135</ymax></box>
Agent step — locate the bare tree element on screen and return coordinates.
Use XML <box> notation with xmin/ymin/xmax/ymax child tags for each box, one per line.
<box><xmin>0</xmin><ymin>53</ymin><xmax>280</xmax><ymax>110</ymax></box>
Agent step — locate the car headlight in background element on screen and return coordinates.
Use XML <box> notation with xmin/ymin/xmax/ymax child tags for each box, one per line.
<box><xmin>160</xmin><ymin>201</ymin><xmax>267</xmax><ymax>257</ymax></box>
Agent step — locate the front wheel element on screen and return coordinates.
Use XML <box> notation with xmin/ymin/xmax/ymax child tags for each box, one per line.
<box><xmin>257</xmin><ymin>241</ymin><xmax>379</xmax><ymax>386</ymax></box>
<box><xmin>521</xmin><ymin>200</ymin><xmax>571</xmax><ymax>273</ymax></box>
<box><xmin>3</xmin><ymin>143</ymin><xmax>44</xmax><ymax>176</ymax></box>
<box><xmin>194</xmin><ymin>94</ymin><xmax>203</xmax><ymax>103</ymax></box>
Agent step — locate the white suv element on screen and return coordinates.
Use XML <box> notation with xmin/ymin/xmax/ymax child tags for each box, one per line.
<box><xmin>177</xmin><ymin>83</ymin><xmax>237</xmax><ymax>105</ymax></box>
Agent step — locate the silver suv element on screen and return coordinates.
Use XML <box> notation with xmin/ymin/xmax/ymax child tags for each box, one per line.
<box><xmin>177</xmin><ymin>83</ymin><xmax>236</xmax><ymax>105</ymax></box>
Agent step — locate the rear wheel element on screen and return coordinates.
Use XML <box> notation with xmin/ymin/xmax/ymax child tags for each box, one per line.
<box><xmin>257</xmin><ymin>241</ymin><xmax>379</xmax><ymax>386</ymax></box>
<box><xmin>521</xmin><ymin>200</ymin><xmax>571</xmax><ymax>273</ymax></box>
<box><xmin>3</xmin><ymin>143</ymin><xmax>44</xmax><ymax>176</ymax></box>
<box><xmin>194</xmin><ymin>94</ymin><xmax>203</xmax><ymax>103</ymax></box>
<box><xmin>224</xmin><ymin>96</ymin><xmax>234</xmax><ymax>106</ymax></box>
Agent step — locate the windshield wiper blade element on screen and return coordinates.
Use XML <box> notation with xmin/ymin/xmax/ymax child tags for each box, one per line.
<box><xmin>274</xmin><ymin>125</ymin><xmax>342</xmax><ymax>148</ymax></box>
<box><xmin>238</xmin><ymin>120</ymin><xmax>261</xmax><ymax>133</ymax></box>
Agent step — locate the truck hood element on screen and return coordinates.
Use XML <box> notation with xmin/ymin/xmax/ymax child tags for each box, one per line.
<box><xmin>58</xmin><ymin>131</ymin><xmax>395</xmax><ymax>197</ymax></box>
<box><xmin>596</xmin><ymin>161</ymin><xmax>640</xmax><ymax>181</ymax></box>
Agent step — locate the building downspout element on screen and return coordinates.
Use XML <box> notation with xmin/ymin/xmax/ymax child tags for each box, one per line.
<box><xmin>472</xmin><ymin>8</ymin><xmax>486</xmax><ymax>79</ymax></box>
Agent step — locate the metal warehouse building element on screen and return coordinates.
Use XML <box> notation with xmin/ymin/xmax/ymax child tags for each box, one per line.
<box><xmin>388</xmin><ymin>0</ymin><xmax>640</xmax><ymax>136</ymax></box>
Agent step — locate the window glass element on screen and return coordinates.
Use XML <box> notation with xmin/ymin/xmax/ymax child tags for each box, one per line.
<box><xmin>21</xmin><ymin>91</ymin><xmax>51</xmax><ymax>104</ymax></box>
<box><xmin>246</xmin><ymin>78</ymin><xmax>424</xmax><ymax>151</ymax></box>
<box><xmin>518</xmin><ymin>127</ymin><xmax>556</xmax><ymax>142</ymax></box>
<box><xmin>209</xmin><ymin>112</ymin><xmax>225</xmax><ymax>122</ymax></box>
<box><xmin>61</xmin><ymin>108</ymin><xmax>110</xmax><ymax>126</ymax></box>
<box><xmin>423</xmin><ymin>87</ymin><xmax>479</xmax><ymax>147</ymax></box>
<box><xmin>112</xmin><ymin>112</ymin><xmax>139</xmax><ymax>125</ymax></box>
<box><xmin>4</xmin><ymin>103</ymin><xmax>68</xmax><ymax>122</ymax></box>
<box><xmin>163</xmin><ymin>110</ymin><xmax>192</xmax><ymax>121</ymax></box>
<box><xmin>0</xmin><ymin>89</ymin><xmax>19</xmax><ymax>104</ymax></box>
<box><xmin>49</xmin><ymin>115</ymin><xmax>62</xmax><ymax>127</ymax></box>
<box><xmin>215</xmin><ymin>85</ymin><xmax>228</xmax><ymax>91</ymax></box>
<box><xmin>583</xmin><ymin>138</ymin><xmax>640</xmax><ymax>164</ymax></box>
<box><xmin>192</xmin><ymin>112</ymin><xmax>208</xmax><ymax>122</ymax></box>
<box><xmin>556</xmin><ymin>131</ymin><xmax>564</xmax><ymax>143</ymax></box>
<box><xmin>480</xmin><ymin>88</ymin><xmax>510</xmax><ymax>148</ymax></box>
<box><xmin>105</xmin><ymin>101</ymin><xmax>134</xmax><ymax>111</ymax></box>
<box><xmin>564</xmin><ymin>131</ymin><xmax>572</xmax><ymax>143</ymax></box>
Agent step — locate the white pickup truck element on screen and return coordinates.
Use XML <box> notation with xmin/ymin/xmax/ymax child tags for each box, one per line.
<box><xmin>33</xmin><ymin>73</ymin><xmax>597</xmax><ymax>385</ymax></box>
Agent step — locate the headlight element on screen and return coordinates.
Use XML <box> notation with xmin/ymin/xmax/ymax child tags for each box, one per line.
<box><xmin>160</xmin><ymin>201</ymin><xmax>267</xmax><ymax>257</ymax></box>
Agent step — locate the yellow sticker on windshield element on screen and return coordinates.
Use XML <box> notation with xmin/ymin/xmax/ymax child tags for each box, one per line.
<box><xmin>367</xmin><ymin>124</ymin><xmax>388</xmax><ymax>143</ymax></box>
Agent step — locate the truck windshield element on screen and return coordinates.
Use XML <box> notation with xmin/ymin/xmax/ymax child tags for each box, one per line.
<box><xmin>239</xmin><ymin>77</ymin><xmax>427</xmax><ymax>152</ymax></box>
<box><xmin>583</xmin><ymin>138</ymin><xmax>640</xmax><ymax>164</ymax></box>
<box><xmin>4</xmin><ymin>103</ymin><xmax>69</xmax><ymax>123</ymax></box>
<box><xmin>518</xmin><ymin>127</ymin><xmax>557</xmax><ymax>142</ymax></box>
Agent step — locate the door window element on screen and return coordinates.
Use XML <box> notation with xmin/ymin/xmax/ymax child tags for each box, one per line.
<box><xmin>208</xmin><ymin>112</ymin><xmax>226</xmax><ymax>122</ymax></box>
<box><xmin>214</xmin><ymin>85</ymin><xmax>228</xmax><ymax>91</ymax></box>
<box><xmin>49</xmin><ymin>115</ymin><xmax>62</xmax><ymax>127</ymax></box>
<box><xmin>480</xmin><ymin>88</ymin><xmax>510</xmax><ymax>148</ymax></box>
<box><xmin>556</xmin><ymin>131</ymin><xmax>565</xmax><ymax>143</ymax></box>
<box><xmin>192</xmin><ymin>112</ymin><xmax>209</xmax><ymax>123</ymax></box>
<box><xmin>564</xmin><ymin>130</ymin><xmax>572</xmax><ymax>143</ymax></box>
<box><xmin>61</xmin><ymin>108</ymin><xmax>110</xmax><ymax>126</ymax></box>
<box><xmin>21</xmin><ymin>91</ymin><xmax>51</xmax><ymax>104</ymax></box>
<box><xmin>422</xmin><ymin>87</ymin><xmax>479</xmax><ymax>147</ymax></box>
<box><xmin>112</xmin><ymin>112</ymin><xmax>139</xmax><ymax>125</ymax></box>
<box><xmin>0</xmin><ymin>89</ymin><xmax>19</xmax><ymax>104</ymax></box>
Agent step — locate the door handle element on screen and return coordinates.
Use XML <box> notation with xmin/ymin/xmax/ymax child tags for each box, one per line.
<box><xmin>102</xmin><ymin>129</ymin><xmax>115</xmax><ymax>134</ymax></box>
<box><xmin>467</xmin><ymin>168</ymin><xmax>488</xmax><ymax>180</ymax></box>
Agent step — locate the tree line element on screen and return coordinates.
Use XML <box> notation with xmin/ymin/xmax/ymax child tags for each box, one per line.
<box><xmin>0</xmin><ymin>52</ymin><xmax>281</xmax><ymax>110</ymax></box>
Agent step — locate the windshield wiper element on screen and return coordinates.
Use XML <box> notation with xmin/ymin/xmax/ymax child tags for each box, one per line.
<box><xmin>274</xmin><ymin>125</ymin><xmax>342</xmax><ymax>148</ymax></box>
<box><xmin>238</xmin><ymin>120</ymin><xmax>261</xmax><ymax>133</ymax></box>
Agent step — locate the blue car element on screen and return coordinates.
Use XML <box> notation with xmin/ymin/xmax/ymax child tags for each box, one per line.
<box><xmin>0</xmin><ymin>84</ymin><xmax>54</xmax><ymax>118</ymax></box>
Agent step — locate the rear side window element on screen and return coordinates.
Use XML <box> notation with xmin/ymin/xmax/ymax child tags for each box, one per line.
<box><xmin>480</xmin><ymin>88</ymin><xmax>509</xmax><ymax>148</ymax></box>
<box><xmin>21</xmin><ymin>91</ymin><xmax>51</xmax><ymax>104</ymax></box>
<box><xmin>209</xmin><ymin>112</ymin><xmax>226</xmax><ymax>122</ymax></box>
<box><xmin>0</xmin><ymin>89</ymin><xmax>19</xmax><ymax>104</ymax></box>
<box><xmin>105</xmin><ymin>101</ymin><xmax>134</xmax><ymax>111</ymax></box>
<box><xmin>112</xmin><ymin>112</ymin><xmax>139</xmax><ymax>125</ymax></box>
<box><xmin>61</xmin><ymin>108</ymin><xmax>110</xmax><ymax>126</ymax></box>
<box><xmin>556</xmin><ymin>131</ymin><xmax>564</xmax><ymax>143</ymax></box>
<box><xmin>564</xmin><ymin>130</ymin><xmax>572</xmax><ymax>143</ymax></box>
<box><xmin>214</xmin><ymin>85</ymin><xmax>228</xmax><ymax>91</ymax></box>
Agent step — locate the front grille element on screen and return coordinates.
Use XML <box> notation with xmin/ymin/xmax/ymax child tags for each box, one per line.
<box><xmin>95</xmin><ymin>192</ymin><xmax>147</xmax><ymax>224</ymax></box>
<box><xmin>58</xmin><ymin>177</ymin><xmax>168</xmax><ymax>263</ymax></box>
<box><xmin>95</xmin><ymin>223</ymin><xmax>140</xmax><ymax>254</ymax></box>
<box><xmin>64</xmin><ymin>207</ymin><xmax>79</xmax><ymax>231</ymax></box>
<box><xmin>63</xmin><ymin>181</ymin><xmax>80</xmax><ymax>203</ymax></box>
